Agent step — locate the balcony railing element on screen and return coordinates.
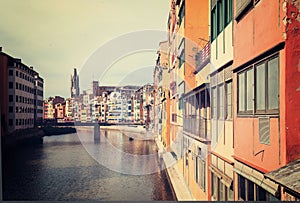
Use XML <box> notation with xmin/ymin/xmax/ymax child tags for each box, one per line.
<box><xmin>183</xmin><ymin>114</ymin><xmax>209</xmax><ymax>140</ymax></box>
<box><xmin>195</xmin><ymin>42</ymin><xmax>210</xmax><ymax>73</ymax></box>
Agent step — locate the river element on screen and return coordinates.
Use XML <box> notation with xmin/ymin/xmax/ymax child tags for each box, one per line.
<box><xmin>2</xmin><ymin>128</ymin><xmax>175</xmax><ymax>201</ymax></box>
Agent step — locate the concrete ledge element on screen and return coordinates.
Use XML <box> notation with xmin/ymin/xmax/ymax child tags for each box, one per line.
<box><xmin>155</xmin><ymin>138</ymin><xmax>195</xmax><ymax>201</ymax></box>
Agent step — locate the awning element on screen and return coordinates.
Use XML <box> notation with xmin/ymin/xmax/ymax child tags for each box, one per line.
<box><xmin>234</xmin><ymin>160</ymin><xmax>279</xmax><ymax>196</ymax></box>
<box><xmin>209</xmin><ymin>165</ymin><xmax>233</xmax><ymax>188</ymax></box>
<box><xmin>264</xmin><ymin>159</ymin><xmax>300</xmax><ymax>197</ymax></box>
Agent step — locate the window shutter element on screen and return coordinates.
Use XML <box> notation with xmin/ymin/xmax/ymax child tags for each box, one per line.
<box><xmin>224</xmin><ymin>66</ymin><xmax>233</xmax><ymax>81</ymax></box>
<box><xmin>259</xmin><ymin>117</ymin><xmax>270</xmax><ymax>145</ymax></box>
<box><xmin>235</xmin><ymin>0</ymin><xmax>252</xmax><ymax>19</ymax></box>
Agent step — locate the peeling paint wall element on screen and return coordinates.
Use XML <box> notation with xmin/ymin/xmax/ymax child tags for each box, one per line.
<box><xmin>285</xmin><ymin>0</ymin><xmax>300</xmax><ymax>163</ymax></box>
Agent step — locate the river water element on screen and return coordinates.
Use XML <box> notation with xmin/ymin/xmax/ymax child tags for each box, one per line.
<box><xmin>2</xmin><ymin>129</ymin><xmax>175</xmax><ymax>201</ymax></box>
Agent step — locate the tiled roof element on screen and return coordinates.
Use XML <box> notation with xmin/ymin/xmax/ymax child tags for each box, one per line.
<box><xmin>265</xmin><ymin>159</ymin><xmax>300</xmax><ymax>196</ymax></box>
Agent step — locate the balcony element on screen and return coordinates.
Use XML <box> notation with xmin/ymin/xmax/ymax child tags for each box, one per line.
<box><xmin>183</xmin><ymin>115</ymin><xmax>209</xmax><ymax>142</ymax></box>
<box><xmin>194</xmin><ymin>42</ymin><xmax>210</xmax><ymax>74</ymax></box>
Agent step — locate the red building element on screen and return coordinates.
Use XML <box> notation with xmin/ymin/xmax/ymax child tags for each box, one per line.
<box><xmin>0</xmin><ymin>47</ymin><xmax>9</xmax><ymax>136</ymax></box>
<box><xmin>233</xmin><ymin>0</ymin><xmax>300</xmax><ymax>200</ymax></box>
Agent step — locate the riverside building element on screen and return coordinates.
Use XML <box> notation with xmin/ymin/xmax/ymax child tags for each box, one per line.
<box><xmin>0</xmin><ymin>47</ymin><xmax>44</xmax><ymax>134</ymax></box>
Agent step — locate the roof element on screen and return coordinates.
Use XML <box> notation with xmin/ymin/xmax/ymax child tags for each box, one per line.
<box><xmin>264</xmin><ymin>159</ymin><xmax>300</xmax><ymax>196</ymax></box>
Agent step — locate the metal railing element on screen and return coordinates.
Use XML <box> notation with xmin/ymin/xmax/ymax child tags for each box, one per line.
<box><xmin>183</xmin><ymin>114</ymin><xmax>208</xmax><ymax>140</ymax></box>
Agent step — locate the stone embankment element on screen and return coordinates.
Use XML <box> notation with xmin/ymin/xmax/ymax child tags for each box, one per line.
<box><xmin>1</xmin><ymin>126</ymin><xmax>76</xmax><ymax>151</ymax></box>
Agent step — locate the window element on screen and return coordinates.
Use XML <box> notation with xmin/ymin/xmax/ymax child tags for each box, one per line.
<box><xmin>255</xmin><ymin>55</ymin><xmax>279</xmax><ymax>113</ymax></box>
<box><xmin>211</xmin><ymin>0</ymin><xmax>233</xmax><ymax>41</ymax></box>
<box><xmin>238</xmin><ymin>68</ymin><xmax>253</xmax><ymax>113</ymax></box>
<box><xmin>218</xmin><ymin>179</ymin><xmax>224</xmax><ymax>200</ymax></box>
<box><xmin>211</xmin><ymin>173</ymin><xmax>217</xmax><ymax>199</ymax></box>
<box><xmin>212</xmin><ymin>171</ymin><xmax>233</xmax><ymax>201</ymax></box>
<box><xmin>238</xmin><ymin>175</ymin><xmax>246</xmax><ymax>200</ymax></box>
<box><xmin>256</xmin><ymin>63</ymin><xmax>265</xmax><ymax>111</ymax></box>
<box><xmin>217</xmin><ymin>0</ymin><xmax>223</xmax><ymax>34</ymax></box>
<box><xmin>226</xmin><ymin>81</ymin><xmax>232</xmax><ymax>119</ymax></box>
<box><xmin>16</xmin><ymin>95</ymin><xmax>18</xmax><ymax>102</ymax></box>
<box><xmin>195</xmin><ymin>153</ymin><xmax>206</xmax><ymax>190</ymax></box>
<box><xmin>9</xmin><ymin>82</ymin><xmax>13</xmax><ymax>89</ymax></box>
<box><xmin>9</xmin><ymin>106</ymin><xmax>13</xmax><ymax>113</ymax></box>
<box><xmin>9</xmin><ymin>119</ymin><xmax>13</xmax><ymax>126</ymax></box>
<box><xmin>9</xmin><ymin>69</ymin><xmax>13</xmax><ymax>76</ymax></box>
<box><xmin>246</xmin><ymin>69</ymin><xmax>253</xmax><ymax>111</ymax></box>
<box><xmin>218</xmin><ymin>84</ymin><xmax>225</xmax><ymax>119</ymax></box>
<box><xmin>238</xmin><ymin>174</ymin><xmax>279</xmax><ymax>201</ymax></box>
<box><xmin>225</xmin><ymin>0</ymin><xmax>233</xmax><ymax>26</ymax></box>
<box><xmin>238</xmin><ymin>55</ymin><xmax>279</xmax><ymax>115</ymax></box>
<box><xmin>227</xmin><ymin>185</ymin><xmax>234</xmax><ymax>201</ymax></box>
<box><xmin>267</xmin><ymin>57</ymin><xmax>279</xmax><ymax>110</ymax></box>
<box><xmin>211</xmin><ymin>7</ymin><xmax>217</xmax><ymax>40</ymax></box>
<box><xmin>212</xmin><ymin>87</ymin><xmax>217</xmax><ymax>118</ymax></box>
<box><xmin>248</xmin><ymin>180</ymin><xmax>255</xmax><ymax>201</ymax></box>
<box><xmin>9</xmin><ymin>95</ymin><xmax>13</xmax><ymax>102</ymax></box>
<box><xmin>238</xmin><ymin>72</ymin><xmax>245</xmax><ymax>112</ymax></box>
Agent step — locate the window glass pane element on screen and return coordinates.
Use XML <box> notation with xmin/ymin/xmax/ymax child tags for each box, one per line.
<box><xmin>246</xmin><ymin>69</ymin><xmax>253</xmax><ymax>111</ymax></box>
<box><xmin>212</xmin><ymin>173</ymin><xmax>217</xmax><ymax>198</ymax></box>
<box><xmin>217</xmin><ymin>0</ymin><xmax>223</xmax><ymax>34</ymax></box>
<box><xmin>247</xmin><ymin>180</ymin><xmax>254</xmax><ymax>201</ymax></box>
<box><xmin>228</xmin><ymin>186</ymin><xmax>234</xmax><ymax>200</ymax></box>
<box><xmin>238</xmin><ymin>72</ymin><xmax>245</xmax><ymax>112</ymax></box>
<box><xmin>268</xmin><ymin>57</ymin><xmax>279</xmax><ymax>110</ymax></box>
<box><xmin>211</xmin><ymin>8</ymin><xmax>216</xmax><ymax>40</ymax></box>
<box><xmin>225</xmin><ymin>0</ymin><xmax>233</xmax><ymax>25</ymax></box>
<box><xmin>256</xmin><ymin>63</ymin><xmax>266</xmax><ymax>111</ymax></box>
<box><xmin>219</xmin><ymin>180</ymin><xmax>224</xmax><ymax>200</ymax></box>
<box><xmin>238</xmin><ymin>175</ymin><xmax>246</xmax><ymax>200</ymax></box>
<box><xmin>226</xmin><ymin>82</ymin><xmax>232</xmax><ymax>119</ymax></box>
<box><xmin>218</xmin><ymin>84</ymin><xmax>224</xmax><ymax>119</ymax></box>
<box><xmin>212</xmin><ymin>88</ymin><xmax>217</xmax><ymax>118</ymax></box>
<box><xmin>256</xmin><ymin>185</ymin><xmax>266</xmax><ymax>201</ymax></box>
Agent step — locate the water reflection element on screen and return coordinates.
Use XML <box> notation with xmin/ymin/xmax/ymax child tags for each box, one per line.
<box><xmin>2</xmin><ymin>130</ymin><xmax>175</xmax><ymax>201</ymax></box>
<box><xmin>77</xmin><ymin>128</ymin><xmax>166</xmax><ymax>175</ymax></box>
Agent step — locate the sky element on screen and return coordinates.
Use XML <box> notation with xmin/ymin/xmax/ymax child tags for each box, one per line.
<box><xmin>0</xmin><ymin>0</ymin><xmax>170</xmax><ymax>98</ymax></box>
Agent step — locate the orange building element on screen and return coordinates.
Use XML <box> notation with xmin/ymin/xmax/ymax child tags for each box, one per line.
<box><xmin>233</xmin><ymin>0</ymin><xmax>300</xmax><ymax>200</ymax></box>
<box><xmin>175</xmin><ymin>0</ymin><xmax>211</xmax><ymax>200</ymax></box>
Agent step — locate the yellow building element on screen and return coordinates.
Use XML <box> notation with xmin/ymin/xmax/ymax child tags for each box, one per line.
<box><xmin>167</xmin><ymin>0</ymin><xmax>211</xmax><ymax>200</ymax></box>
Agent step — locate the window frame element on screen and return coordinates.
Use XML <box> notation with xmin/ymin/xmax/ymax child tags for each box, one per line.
<box><xmin>211</xmin><ymin>87</ymin><xmax>217</xmax><ymax>119</ymax></box>
<box><xmin>237</xmin><ymin>54</ymin><xmax>279</xmax><ymax>116</ymax></box>
<box><xmin>254</xmin><ymin>54</ymin><xmax>279</xmax><ymax>115</ymax></box>
<box><xmin>217</xmin><ymin>84</ymin><xmax>225</xmax><ymax>120</ymax></box>
<box><xmin>225</xmin><ymin>80</ymin><xmax>233</xmax><ymax>120</ymax></box>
